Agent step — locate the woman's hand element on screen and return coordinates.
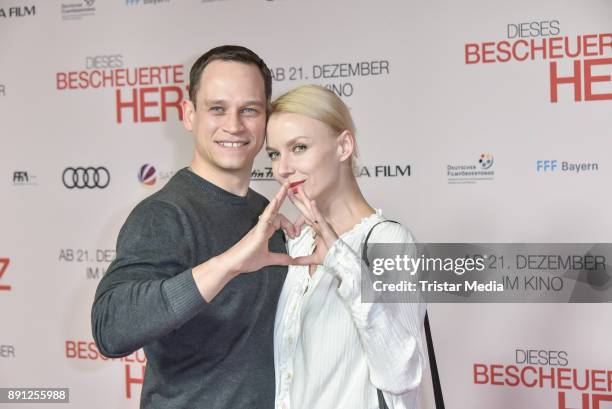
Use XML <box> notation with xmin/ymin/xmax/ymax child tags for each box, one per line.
<box><xmin>289</xmin><ymin>186</ymin><xmax>339</xmax><ymax>266</ymax></box>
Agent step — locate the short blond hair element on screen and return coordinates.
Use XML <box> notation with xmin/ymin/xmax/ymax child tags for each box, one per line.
<box><xmin>270</xmin><ymin>85</ymin><xmax>359</xmax><ymax>167</ymax></box>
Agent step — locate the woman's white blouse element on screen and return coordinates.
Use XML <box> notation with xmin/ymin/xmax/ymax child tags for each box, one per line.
<box><xmin>274</xmin><ymin>210</ymin><xmax>426</xmax><ymax>409</ymax></box>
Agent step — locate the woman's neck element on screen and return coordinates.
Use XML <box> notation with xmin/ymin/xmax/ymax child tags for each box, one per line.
<box><xmin>317</xmin><ymin>176</ymin><xmax>375</xmax><ymax>236</ymax></box>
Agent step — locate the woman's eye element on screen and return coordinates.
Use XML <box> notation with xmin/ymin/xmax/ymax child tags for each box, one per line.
<box><xmin>267</xmin><ymin>151</ymin><xmax>279</xmax><ymax>160</ymax></box>
<box><xmin>293</xmin><ymin>144</ymin><xmax>307</xmax><ymax>153</ymax></box>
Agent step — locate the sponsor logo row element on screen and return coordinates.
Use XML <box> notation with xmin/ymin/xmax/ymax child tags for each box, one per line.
<box><xmin>10</xmin><ymin>156</ymin><xmax>601</xmax><ymax>189</ymax></box>
<box><xmin>11</xmin><ymin>163</ymin><xmax>411</xmax><ymax>189</ymax></box>
<box><xmin>11</xmin><ymin>166</ymin><xmax>173</xmax><ymax>189</ymax></box>
<box><xmin>2</xmin><ymin>1</ymin><xmax>286</xmax><ymax>22</ymax></box>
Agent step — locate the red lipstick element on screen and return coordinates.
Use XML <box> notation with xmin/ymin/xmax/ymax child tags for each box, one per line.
<box><xmin>289</xmin><ymin>180</ymin><xmax>305</xmax><ymax>188</ymax></box>
<box><xmin>289</xmin><ymin>180</ymin><xmax>305</xmax><ymax>193</ymax></box>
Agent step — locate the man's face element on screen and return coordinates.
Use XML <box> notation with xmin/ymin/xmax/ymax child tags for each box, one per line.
<box><xmin>183</xmin><ymin>60</ymin><xmax>267</xmax><ymax>178</ymax></box>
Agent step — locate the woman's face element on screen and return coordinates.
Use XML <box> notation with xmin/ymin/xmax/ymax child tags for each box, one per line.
<box><xmin>266</xmin><ymin>112</ymin><xmax>343</xmax><ymax>201</ymax></box>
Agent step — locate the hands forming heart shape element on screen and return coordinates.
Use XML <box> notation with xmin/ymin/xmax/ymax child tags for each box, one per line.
<box><xmin>226</xmin><ymin>183</ymin><xmax>339</xmax><ymax>275</ymax></box>
<box><xmin>257</xmin><ymin>182</ymin><xmax>339</xmax><ymax>267</ymax></box>
<box><xmin>285</xmin><ymin>185</ymin><xmax>339</xmax><ymax>267</ymax></box>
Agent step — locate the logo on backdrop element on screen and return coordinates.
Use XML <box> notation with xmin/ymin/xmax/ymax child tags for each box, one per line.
<box><xmin>55</xmin><ymin>55</ymin><xmax>187</xmax><ymax>124</ymax></box>
<box><xmin>447</xmin><ymin>153</ymin><xmax>495</xmax><ymax>184</ymax></box>
<box><xmin>251</xmin><ymin>167</ymin><xmax>275</xmax><ymax>181</ymax></box>
<box><xmin>0</xmin><ymin>258</ymin><xmax>11</xmax><ymax>292</ymax></box>
<box><xmin>356</xmin><ymin>164</ymin><xmax>411</xmax><ymax>178</ymax></box>
<box><xmin>62</xmin><ymin>167</ymin><xmax>110</xmax><ymax>189</ymax></box>
<box><xmin>464</xmin><ymin>20</ymin><xmax>612</xmax><ymax>103</ymax></box>
<box><xmin>0</xmin><ymin>84</ymin><xmax>5</xmax><ymax>97</ymax></box>
<box><xmin>249</xmin><ymin>164</ymin><xmax>407</xmax><ymax>182</ymax></box>
<box><xmin>125</xmin><ymin>0</ymin><xmax>170</xmax><ymax>6</ymax></box>
<box><xmin>0</xmin><ymin>5</ymin><xmax>35</xmax><ymax>18</ymax></box>
<box><xmin>474</xmin><ymin>348</ymin><xmax>612</xmax><ymax>408</ymax></box>
<box><xmin>61</xmin><ymin>1</ymin><xmax>96</xmax><ymax>20</ymax></box>
<box><xmin>137</xmin><ymin>164</ymin><xmax>175</xmax><ymax>186</ymax></box>
<box><xmin>139</xmin><ymin>164</ymin><xmax>157</xmax><ymax>186</ymax></box>
<box><xmin>85</xmin><ymin>54</ymin><xmax>123</xmax><ymax>69</ymax></box>
<box><xmin>478</xmin><ymin>153</ymin><xmax>494</xmax><ymax>169</ymax></box>
<box><xmin>536</xmin><ymin>160</ymin><xmax>599</xmax><ymax>174</ymax></box>
<box><xmin>65</xmin><ymin>340</ymin><xmax>146</xmax><ymax>399</ymax></box>
<box><xmin>12</xmin><ymin>171</ymin><xmax>38</xmax><ymax>186</ymax></box>
<box><xmin>0</xmin><ymin>345</ymin><xmax>15</xmax><ymax>358</ymax></box>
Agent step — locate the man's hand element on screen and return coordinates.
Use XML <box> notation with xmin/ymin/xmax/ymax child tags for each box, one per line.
<box><xmin>223</xmin><ymin>182</ymin><xmax>298</xmax><ymax>275</ymax></box>
<box><xmin>192</xmin><ymin>183</ymin><xmax>300</xmax><ymax>301</ymax></box>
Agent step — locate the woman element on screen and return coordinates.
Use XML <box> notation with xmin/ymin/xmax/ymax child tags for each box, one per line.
<box><xmin>266</xmin><ymin>84</ymin><xmax>426</xmax><ymax>409</ymax></box>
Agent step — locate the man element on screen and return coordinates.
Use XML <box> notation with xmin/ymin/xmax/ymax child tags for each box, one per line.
<box><xmin>92</xmin><ymin>45</ymin><xmax>297</xmax><ymax>408</ymax></box>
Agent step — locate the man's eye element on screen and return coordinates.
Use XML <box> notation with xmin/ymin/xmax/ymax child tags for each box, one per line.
<box><xmin>209</xmin><ymin>106</ymin><xmax>224</xmax><ymax>113</ymax></box>
<box><xmin>241</xmin><ymin>107</ymin><xmax>258</xmax><ymax>114</ymax></box>
<box><xmin>293</xmin><ymin>144</ymin><xmax>307</xmax><ymax>153</ymax></box>
<box><xmin>267</xmin><ymin>151</ymin><xmax>279</xmax><ymax>160</ymax></box>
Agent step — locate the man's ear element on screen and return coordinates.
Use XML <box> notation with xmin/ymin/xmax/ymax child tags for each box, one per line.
<box><xmin>336</xmin><ymin>130</ymin><xmax>355</xmax><ymax>162</ymax></box>
<box><xmin>182</xmin><ymin>99</ymin><xmax>196</xmax><ymax>131</ymax></box>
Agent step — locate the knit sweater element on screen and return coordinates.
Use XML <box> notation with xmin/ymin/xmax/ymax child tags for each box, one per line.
<box><xmin>91</xmin><ymin>168</ymin><xmax>287</xmax><ymax>409</ymax></box>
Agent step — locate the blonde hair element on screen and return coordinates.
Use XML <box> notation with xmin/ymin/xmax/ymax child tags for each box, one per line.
<box><xmin>270</xmin><ymin>84</ymin><xmax>359</xmax><ymax>169</ymax></box>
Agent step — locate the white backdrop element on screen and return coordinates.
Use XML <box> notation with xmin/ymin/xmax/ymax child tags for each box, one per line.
<box><xmin>1</xmin><ymin>0</ymin><xmax>611</xmax><ymax>407</ymax></box>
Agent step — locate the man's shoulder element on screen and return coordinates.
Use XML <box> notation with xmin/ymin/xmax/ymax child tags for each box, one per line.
<box><xmin>126</xmin><ymin>170</ymin><xmax>196</xmax><ymax>222</ymax></box>
<box><xmin>247</xmin><ymin>187</ymin><xmax>270</xmax><ymax>211</ymax></box>
<box><xmin>152</xmin><ymin>168</ymin><xmax>192</xmax><ymax>201</ymax></box>
<box><xmin>124</xmin><ymin>194</ymin><xmax>183</xmax><ymax>231</ymax></box>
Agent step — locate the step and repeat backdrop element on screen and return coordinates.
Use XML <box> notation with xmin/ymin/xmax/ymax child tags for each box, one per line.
<box><xmin>1</xmin><ymin>0</ymin><xmax>611</xmax><ymax>407</ymax></box>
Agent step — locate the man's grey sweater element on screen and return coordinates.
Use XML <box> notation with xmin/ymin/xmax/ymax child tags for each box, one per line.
<box><xmin>91</xmin><ymin>168</ymin><xmax>287</xmax><ymax>408</ymax></box>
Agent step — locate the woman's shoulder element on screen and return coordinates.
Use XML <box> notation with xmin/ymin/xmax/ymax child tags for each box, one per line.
<box><xmin>362</xmin><ymin>215</ymin><xmax>418</xmax><ymax>262</ymax></box>
<box><xmin>365</xmin><ymin>214</ymin><xmax>416</xmax><ymax>245</ymax></box>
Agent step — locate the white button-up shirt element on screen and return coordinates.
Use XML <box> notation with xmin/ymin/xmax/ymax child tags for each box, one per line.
<box><xmin>274</xmin><ymin>210</ymin><xmax>425</xmax><ymax>409</ymax></box>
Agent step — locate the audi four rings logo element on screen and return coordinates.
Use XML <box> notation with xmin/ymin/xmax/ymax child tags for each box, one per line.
<box><xmin>62</xmin><ymin>167</ymin><xmax>110</xmax><ymax>189</ymax></box>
